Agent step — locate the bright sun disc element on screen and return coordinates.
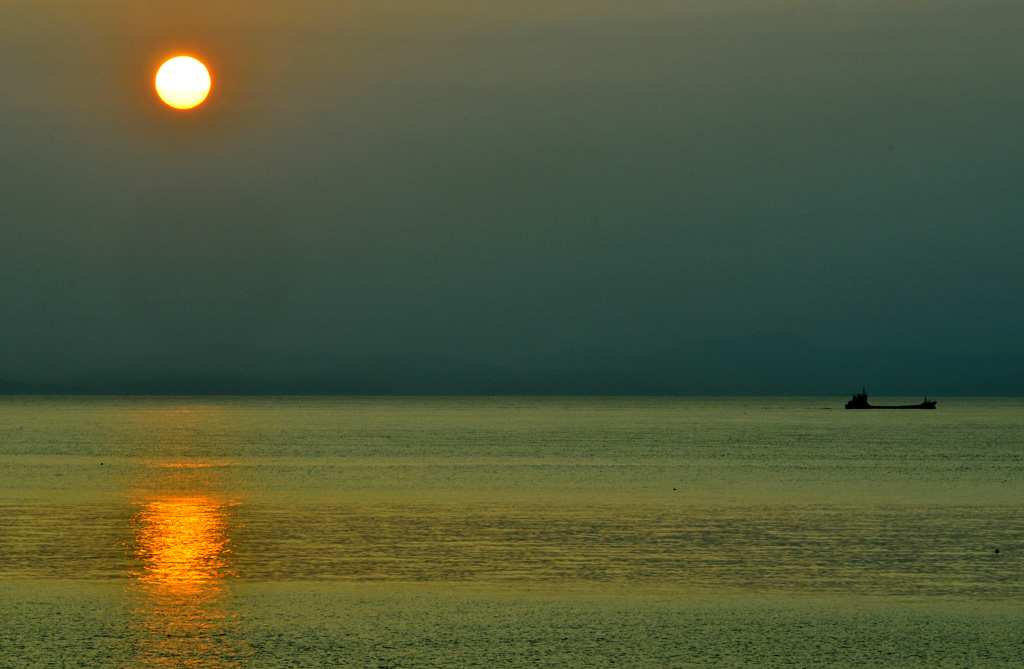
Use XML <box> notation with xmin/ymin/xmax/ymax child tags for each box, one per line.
<box><xmin>155</xmin><ymin>56</ymin><xmax>211</xmax><ymax>110</ymax></box>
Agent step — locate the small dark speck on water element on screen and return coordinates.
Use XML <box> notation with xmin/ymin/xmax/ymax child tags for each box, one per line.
<box><xmin>995</xmin><ymin>548</ymin><xmax>1000</xmax><ymax>554</ymax></box>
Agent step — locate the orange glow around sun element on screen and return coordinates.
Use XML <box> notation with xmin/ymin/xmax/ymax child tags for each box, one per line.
<box><xmin>155</xmin><ymin>56</ymin><xmax>211</xmax><ymax>109</ymax></box>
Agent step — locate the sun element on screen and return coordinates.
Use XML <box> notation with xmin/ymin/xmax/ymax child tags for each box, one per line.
<box><xmin>155</xmin><ymin>56</ymin><xmax>211</xmax><ymax>110</ymax></box>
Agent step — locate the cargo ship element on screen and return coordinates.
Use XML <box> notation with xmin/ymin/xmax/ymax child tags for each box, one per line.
<box><xmin>845</xmin><ymin>388</ymin><xmax>936</xmax><ymax>409</ymax></box>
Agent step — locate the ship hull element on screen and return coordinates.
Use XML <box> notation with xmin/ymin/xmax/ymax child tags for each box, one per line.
<box><xmin>845</xmin><ymin>403</ymin><xmax>936</xmax><ymax>410</ymax></box>
<box><xmin>844</xmin><ymin>390</ymin><xmax>936</xmax><ymax>410</ymax></box>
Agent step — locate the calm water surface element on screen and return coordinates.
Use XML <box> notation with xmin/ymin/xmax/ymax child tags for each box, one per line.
<box><xmin>1</xmin><ymin>397</ymin><xmax>1021</xmax><ymax>666</ymax></box>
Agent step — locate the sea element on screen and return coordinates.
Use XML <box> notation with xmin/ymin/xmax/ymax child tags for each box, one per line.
<box><xmin>0</xmin><ymin>396</ymin><xmax>1021</xmax><ymax>667</ymax></box>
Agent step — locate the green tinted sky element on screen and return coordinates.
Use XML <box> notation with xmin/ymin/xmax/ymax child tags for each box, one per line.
<box><xmin>2</xmin><ymin>1</ymin><xmax>1022</xmax><ymax>389</ymax></box>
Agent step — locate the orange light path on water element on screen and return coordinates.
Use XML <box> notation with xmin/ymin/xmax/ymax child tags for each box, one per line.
<box><xmin>130</xmin><ymin>495</ymin><xmax>236</xmax><ymax>591</ymax></box>
<box><xmin>120</xmin><ymin>405</ymin><xmax>244</xmax><ymax>665</ymax></box>
<box><xmin>128</xmin><ymin>493</ymin><xmax>240</xmax><ymax>665</ymax></box>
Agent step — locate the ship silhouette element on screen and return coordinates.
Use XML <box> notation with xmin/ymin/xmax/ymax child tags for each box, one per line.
<box><xmin>845</xmin><ymin>388</ymin><xmax>936</xmax><ymax>409</ymax></box>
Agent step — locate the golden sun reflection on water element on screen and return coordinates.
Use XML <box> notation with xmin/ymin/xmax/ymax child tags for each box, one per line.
<box><xmin>130</xmin><ymin>495</ymin><xmax>237</xmax><ymax>589</ymax></box>
<box><xmin>128</xmin><ymin>493</ymin><xmax>241</xmax><ymax>667</ymax></box>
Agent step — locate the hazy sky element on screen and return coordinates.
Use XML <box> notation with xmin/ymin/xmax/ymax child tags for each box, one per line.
<box><xmin>2</xmin><ymin>1</ymin><xmax>1022</xmax><ymax>388</ymax></box>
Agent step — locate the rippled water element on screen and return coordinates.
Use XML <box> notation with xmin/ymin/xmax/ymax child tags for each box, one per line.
<box><xmin>1</xmin><ymin>396</ymin><xmax>1022</xmax><ymax>666</ymax></box>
